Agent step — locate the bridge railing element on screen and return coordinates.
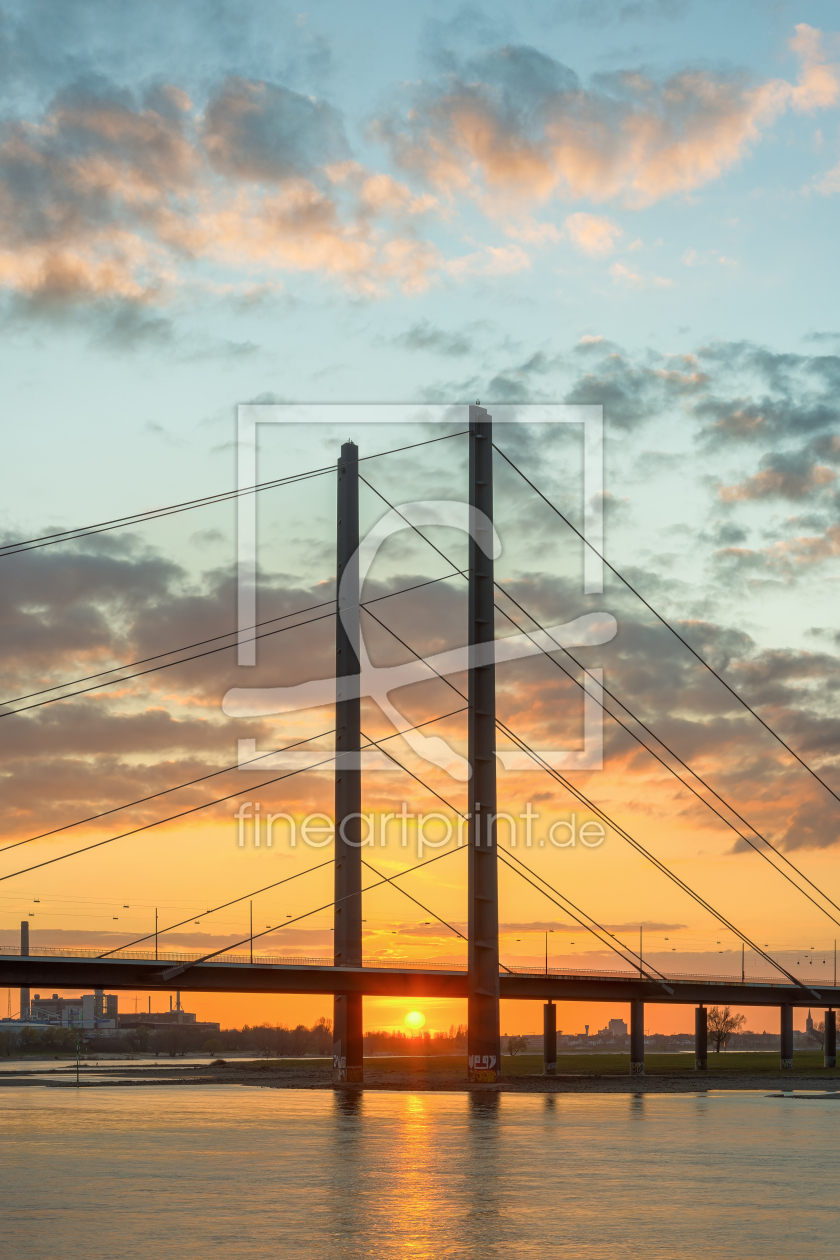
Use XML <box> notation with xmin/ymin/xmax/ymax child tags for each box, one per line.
<box><xmin>0</xmin><ymin>945</ymin><xmax>467</xmax><ymax>971</ymax></box>
<box><xmin>0</xmin><ymin>944</ymin><xmax>805</xmax><ymax>985</ymax></box>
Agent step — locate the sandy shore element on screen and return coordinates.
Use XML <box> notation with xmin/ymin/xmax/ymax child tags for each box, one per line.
<box><xmin>3</xmin><ymin>1057</ymin><xmax>839</xmax><ymax>1094</ymax></box>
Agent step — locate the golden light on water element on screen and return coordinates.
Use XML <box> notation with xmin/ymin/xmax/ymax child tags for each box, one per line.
<box><xmin>404</xmin><ymin>1011</ymin><xmax>426</xmax><ymax>1030</ymax></box>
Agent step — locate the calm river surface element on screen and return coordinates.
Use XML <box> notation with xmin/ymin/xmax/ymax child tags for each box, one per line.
<box><xmin>2</xmin><ymin>1087</ymin><xmax>837</xmax><ymax>1258</ymax></box>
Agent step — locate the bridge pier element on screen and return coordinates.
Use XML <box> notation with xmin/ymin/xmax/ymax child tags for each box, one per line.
<box><xmin>543</xmin><ymin>1002</ymin><xmax>556</xmax><ymax>1075</ymax></box>
<box><xmin>825</xmin><ymin>1009</ymin><xmax>836</xmax><ymax>1069</ymax></box>
<box><xmin>630</xmin><ymin>998</ymin><xmax>644</xmax><ymax>1075</ymax></box>
<box><xmin>695</xmin><ymin>1004</ymin><xmax>707</xmax><ymax>1070</ymax></box>
<box><xmin>19</xmin><ymin>921</ymin><xmax>30</xmax><ymax>1020</ymax></box>
<box><xmin>333</xmin><ymin>440</ymin><xmax>364</xmax><ymax>1086</ymax></box>
<box><xmin>780</xmin><ymin>1003</ymin><xmax>794</xmax><ymax>1070</ymax></box>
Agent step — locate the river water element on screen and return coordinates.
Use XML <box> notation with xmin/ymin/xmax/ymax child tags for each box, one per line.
<box><xmin>2</xmin><ymin>1087</ymin><xmax>838</xmax><ymax>1258</ymax></box>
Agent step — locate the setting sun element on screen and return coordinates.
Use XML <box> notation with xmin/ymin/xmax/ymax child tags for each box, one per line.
<box><xmin>404</xmin><ymin>1011</ymin><xmax>426</xmax><ymax>1030</ymax></box>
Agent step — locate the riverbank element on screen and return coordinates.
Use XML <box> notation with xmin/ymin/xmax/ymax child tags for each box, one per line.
<box><xmin>2</xmin><ymin>1051</ymin><xmax>838</xmax><ymax>1092</ymax></box>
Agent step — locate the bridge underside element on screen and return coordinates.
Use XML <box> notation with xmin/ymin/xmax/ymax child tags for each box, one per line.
<box><xmin>3</xmin><ymin>956</ymin><xmax>836</xmax><ymax>1008</ymax></box>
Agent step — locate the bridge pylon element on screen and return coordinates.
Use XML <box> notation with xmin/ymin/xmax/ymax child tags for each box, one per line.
<box><xmin>467</xmin><ymin>406</ymin><xmax>501</xmax><ymax>1083</ymax></box>
<box><xmin>333</xmin><ymin>440</ymin><xmax>364</xmax><ymax>1084</ymax></box>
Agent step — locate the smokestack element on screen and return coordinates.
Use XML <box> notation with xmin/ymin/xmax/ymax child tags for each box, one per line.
<box><xmin>20</xmin><ymin>921</ymin><xmax>30</xmax><ymax>1020</ymax></box>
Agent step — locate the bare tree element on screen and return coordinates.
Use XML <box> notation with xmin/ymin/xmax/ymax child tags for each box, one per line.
<box><xmin>507</xmin><ymin>1035</ymin><xmax>529</xmax><ymax>1056</ymax></box>
<box><xmin>707</xmin><ymin>1005</ymin><xmax>746</xmax><ymax>1052</ymax></box>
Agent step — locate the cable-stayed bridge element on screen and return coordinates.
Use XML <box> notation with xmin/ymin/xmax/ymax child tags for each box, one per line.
<box><xmin>3</xmin><ymin>406</ymin><xmax>840</xmax><ymax>1080</ymax></box>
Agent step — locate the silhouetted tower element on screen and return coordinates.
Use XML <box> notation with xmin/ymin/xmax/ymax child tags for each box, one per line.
<box><xmin>333</xmin><ymin>440</ymin><xmax>364</xmax><ymax>1084</ymax></box>
<box><xmin>467</xmin><ymin>405</ymin><xmax>501</xmax><ymax>1082</ymax></box>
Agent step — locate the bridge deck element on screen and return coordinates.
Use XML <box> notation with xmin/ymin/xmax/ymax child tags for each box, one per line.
<box><xmin>2</xmin><ymin>950</ymin><xmax>835</xmax><ymax>1007</ymax></box>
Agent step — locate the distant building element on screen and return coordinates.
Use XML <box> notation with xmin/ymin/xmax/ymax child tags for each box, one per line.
<box><xmin>117</xmin><ymin>1013</ymin><xmax>221</xmax><ymax>1034</ymax></box>
<box><xmin>595</xmin><ymin>1018</ymin><xmax>628</xmax><ymax>1039</ymax></box>
<box><xmin>806</xmin><ymin>1009</ymin><xmax>814</xmax><ymax>1035</ymax></box>
<box><xmin>117</xmin><ymin>992</ymin><xmax>218</xmax><ymax>1033</ymax></box>
<box><xmin>29</xmin><ymin>989</ymin><xmax>117</xmax><ymax>1033</ymax></box>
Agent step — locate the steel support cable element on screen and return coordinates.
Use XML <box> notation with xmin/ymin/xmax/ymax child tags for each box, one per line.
<box><xmin>1</xmin><ymin>569</ymin><xmax>468</xmax><ymax>717</ymax></box>
<box><xmin>359</xmin><ymin>607</ymin><xmax>667</xmax><ymax>982</ymax></box>
<box><xmin>496</xmin><ymin>852</ymin><xmax>673</xmax><ymax>991</ymax></box>
<box><xmin>0</xmin><ymin>430</ymin><xmax>469</xmax><ymax>560</ymax></box>
<box><xmin>496</xmin><ymin>720</ymin><xmax>818</xmax><ymax>997</ymax></box>
<box><xmin>4</xmin><ymin>599</ymin><xmax>336</xmax><ymax>707</ymax></box>
<box><xmin>0</xmin><ymin>467</ymin><xmax>332</xmax><ymax>558</ymax></box>
<box><xmin>0</xmin><ymin>730</ymin><xmax>337</xmax><ymax>856</ymax></box>
<box><xmin>360</xmin><ymin>726</ymin><xmax>468</xmax><ymax>821</ymax></box>
<box><xmin>1</xmin><ymin>574</ymin><xmax>470</xmax><ymax>853</ymax></box>
<box><xmin>360</xmin><ymin>858</ymin><xmax>467</xmax><ymax>945</ymax></box>
<box><xmin>493</xmin><ymin>441</ymin><xmax>840</xmax><ymax>809</ymax></box>
<box><xmin>492</xmin><ymin>590</ymin><xmax>840</xmax><ymax>929</ymax></box>
<box><xmin>96</xmin><ymin>860</ymin><xmax>334</xmax><ymax>957</ymax></box>
<box><xmin>0</xmin><ymin>708</ymin><xmax>467</xmax><ymax>883</ymax></box>
<box><xmin>359</xmin><ymin>600</ymin><xmax>817</xmax><ymax>996</ymax></box>
<box><xmin>3</xmin><ymin>609</ymin><xmax>335</xmax><ymax>718</ymax></box>
<box><xmin>497</xmin><ymin>844</ymin><xmax>671</xmax><ymax>983</ymax></box>
<box><xmin>357</xmin><ymin>721</ymin><xmax>649</xmax><ymax>981</ymax></box>
<box><xmin>361</xmin><ymin>469</ymin><xmax>840</xmax><ymax>937</ymax></box>
<box><xmin>160</xmin><ymin>842</ymin><xmax>469</xmax><ymax>981</ymax></box>
<box><xmin>4</xmin><ymin>701</ymin><xmax>464</xmax><ymax>856</ymax></box>
<box><xmin>499</xmin><ymin>845</ymin><xmax>672</xmax><ymax>983</ymax></box>
<box><xmin>359</xmin><ymin>721</ymin><xmax>515</xmax><ymax>971</ymax></box>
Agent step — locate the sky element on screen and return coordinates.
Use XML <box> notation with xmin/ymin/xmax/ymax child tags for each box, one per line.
<box><xmin>2</xmin><ymin>0</ymin><xmax>840</xmax><ymax>1036</ymax></box>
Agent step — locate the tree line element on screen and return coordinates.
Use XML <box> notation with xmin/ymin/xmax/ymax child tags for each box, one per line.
<box><xmin>0</xmin><ymin>1019</ymin><xmax>470</xmax><ymax>1059</ymax></box>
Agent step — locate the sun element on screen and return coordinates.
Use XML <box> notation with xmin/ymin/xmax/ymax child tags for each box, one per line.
<box><xmin>404</xmin><ymin>1010</ymin><xmax>426</xmax><ymax>1030</ymax></box>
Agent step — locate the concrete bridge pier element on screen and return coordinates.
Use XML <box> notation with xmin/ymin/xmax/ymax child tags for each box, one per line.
<box><xmin>780</xmin><ymin>1003</ymin><xmax>794</xmax><ymax>1070</ymax></box>
<box><xmin>630</xmin><ymin>999</ymin><xmax>644</xmax><ymax>1075</ymax></box>
<box><xmin>19</xmin><ymin>921</ymin><xmax>30</xmax><ymax>1020</ymax></box>
<box><xmin>543</xmin><ymin>1002</ymin><xmax>556</xmax><ymax>1076</ymax></box>
<box><xmin>825</xmin><ymin>1009</ymin><xmax>836</xmax><ymax>1069</ymax></box>
<box><xmin>695</xmin><ymin>1005</ymin><xmax>707</xmax><ymax>1070</ymax></box>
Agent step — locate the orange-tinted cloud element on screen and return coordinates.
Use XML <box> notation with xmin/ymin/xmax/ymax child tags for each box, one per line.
<box><xmin>375</xmin><ymin>26</ymin><xmax>840</xmax><ymax>210</ymax></box>
<box><xmin>718</xmin><ymin>455</ymin><xmax>836</xmax><ymax>501</ymax></box>
<box><xmin>565</xmin><ymin>212</ymin><xmax>622</xmax><ymax>255</ymax></box>
<box><xmin>0</xmin><ymin>79</ymin><xmax>445</xmax><ymax>308</ymax></box>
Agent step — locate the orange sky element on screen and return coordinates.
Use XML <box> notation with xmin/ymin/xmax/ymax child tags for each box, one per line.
<box><xmin>3</xmin><ymin>4</ymin><xmax>840</xmax><ymax>1062</ymax></box>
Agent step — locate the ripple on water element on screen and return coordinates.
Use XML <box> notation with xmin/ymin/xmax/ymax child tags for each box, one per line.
<box><xmin>2</xmin><ymin>1087</ymin><xmax>839</xmax><ymax>1259</ymax></box>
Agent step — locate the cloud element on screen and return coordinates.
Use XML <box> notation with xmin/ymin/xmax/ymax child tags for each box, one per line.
<box><xmin>0</xmin><ymin>75</ymin><xmax>445</xmax><ymax>318</ymax></box>
<box><xmin>202</xmin><ymin>77</ymin><xmax>349</xmax><ymax>183</ymax></box>
<box><xmin>547</xmin><ymin>0</ymin><xmax>689</xmax><ymax>25</ymax></box>
<box><xmin>681</xmin><ymin>248</ymin><xmax>738</xmax><ymax>267</ymax></box>
<box><xmin>392</xmin><ymin>320</ymin><xmax>474</xmax><ymax>356</ymax></box>
<box><xmin>718</xmin><ymin>525</ymin><xmax>840</xmax><ymax>575</ymax></box>
<box><xmin>776</xmin><ymin>797</ymin><xmax>840</xmax><ymax>850</ymax></box>
<box><xmin>446</xmin><ymin>242</ymin><xmax>531</xmax><ymax>277</ymax></box>
<box><xmin>718</xmin><ymin>451</ymin><xmax>837</xmax><ymax>501</ymax></box>
<box><xmin>565</xmin><ymin>211</ymin><xmax>622</xmax><ymax>255</ymax></box>
<box><xmin>504</xmin><ymin>218</ymin><xmax>561</xmax><ymax>244</ymax></box>
<box><xmin>610</xmin><ymin>260</ymin><xmax>672</xmax><ymax>287</ymax></box>
<box><xmin>5</xmin><ymin>336</ymin><xmax>840</xmax><ymax>855</ymax></box>
<box><xmin>374</xmin><ymin>26</ymin><xmax>840</xmax><ymax>211</ymax></box>
<box><xmin>1</xmin><ymin>26</ymin><xmax>836</xmax><ymax>325</ymax></box>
